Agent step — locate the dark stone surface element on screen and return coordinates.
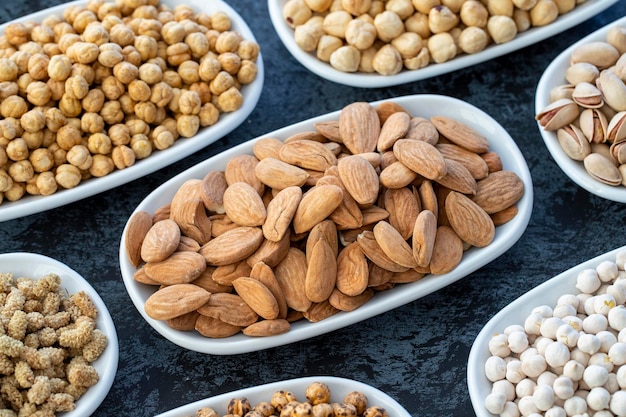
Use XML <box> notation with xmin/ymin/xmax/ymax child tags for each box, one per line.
<box><xmin>1</xmin><ymin>1</ymin><xmax>626</xmax><ymax>416</ymax></box>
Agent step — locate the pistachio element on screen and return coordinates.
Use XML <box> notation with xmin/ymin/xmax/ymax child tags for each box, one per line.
<box><xmin>607</xmin><ymin>26</ymin><xmax>626</xmax><ymax>55</ymax></box>
<box><xmin>571</xmin><ymin>82</ymin><xmax>603</xmax><ymax>109</ymax></box>
<box><xmin>608</xmin><ymin>111</ymin><xmax>626</xmax><ymax>143</ymax></box>
<box><xmin>557</xmin><ymin>124</ymin><xmax>591</xmax><ymax>161</ymax></box>
<box><xmin>610</xmin><ymin>140</ymin><xmax>626</xmax><ymax>165</ymax></box>
<box><xmin>535</xmin><ymin>98</ymin><xmax>580</xmax><ymax>131</ymax></box>
<box><xmin>599</xmin><ymin>70</ymin><xmax>626</xmax><ymax>112</ymax></box>
<box><xmin>579</xmin><ymin>108</ymin><xmax>608</xmax><ymax>144</ymax></box>
<box><xmin>565</xmin><ymin>62</ymin><xmax>600</xmax><ymax>85</ymax></box>
<box><xmin>570</xmin><ymin>42</ymin><xmax>620</xmax><ymax>69</ymax></box>
<box><xmin>549</xmin><ymin>84</ymin><xmax>574</xmax><ymax>102</ymax></box>
<box><xmin>583</xmin><ymin>153</ymin><xmax>622</xmax><ymax>186</ymax></box>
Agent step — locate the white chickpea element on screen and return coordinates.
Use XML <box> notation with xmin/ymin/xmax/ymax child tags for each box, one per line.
<box><xmin>520</xmin><ymin>347</ymin><xmax>539</xmax><ymax>361</ymax></box>
<box><xmin>609</xmin><ymin>305</ymin><xmax>626</xmax><ymax>331</ymax></box>
<box><xmin>611</xmin><ymin>389</ymin><xmax>626</xmax><ymax>415</ymax></box>
<box><xmin>593</xmin><ymin>294</ymin><xmax>616</xmax><ymax>316</ymax></box>
<box><xmin>583</xmin><ymin>314</ymin><xmax>609</xmax><ymax>334</ymax></box>
<box><xmin>554</xmin><ymin>376</ymin><xmax>575</xmax><ymax>400</ymax></box>
<box><xmin>578</xmin><ymin>333</ymin><xmax>601</xmax><ymax>355</ymax></box>
<box><xmin>597</xmin><ymin>330</ymin><xmax>618</xmax><ymax>354</ymax></box>
<box><xmin>563</xmin><ymin>360</ymin><xmax>585</xmax><ymax>381</ymax></box>
<box><xmin>508</xmin><ymin>331</ymin><xmax>529</xmax><ymax>353</ymax></box>
<box><xmin>616</xmin><ymin>365</ymin><xmax>626</xmax><ymax>388</ymax></box>
<box><xmin>518</xmin><ymin>395</ymin><xmax>540</xmax><ymax>416</ymax></box>
<box><xmin>615</xmin><ymin>250</ymin><xmax>626</xmax><ymax>270</ymax></box>
<box><xmin>534</xmin><ymin>336</ymin><xmax>553</xmax><ymax>356</ymax></box>
<box><xmin>544</xmin><ymin>406</ymin><xmax>566</xmax><ymax>417</ymax></box>
<box><xmin>506</xmin><ymin>359</ymin><xmax>525</xmax><ymax>384</ymax></box>
<box><xmin>605</xmin><ymin>372</ymin><xmax>619</xmax><ymax>394</ymax></box>
<box><xmin>515</xmin><ymin>378</ymin><xmax>536</xmax><ymax>398</ymax></box>
<box><xmin>541</xmin><ymin>317</ymin><xmax>565</xmax><ymax>339</ymax></box>
<box><xmin>577</xmin><ymin>269</ymin><xmax>602</xmax><ymax>294</ymax></box>
<box><xmin>537</xmin><ymin>371</ymin><xmax>558</xmax><ymax>387</ymax></box>
<box><xmin>556</xmin><ymin>324</ymin><xmax>580</xmax><ymax>348</ymax></box>
<box><xmin>597</xmin><ymin>261</ymin><xmax>619</xmax><ymax>282</ymax></box>
<box><xmin>501</xmin><ymin>401</ymin><xmax>521</xmax><ymax>417</ymax></box>
<box><xmin>583</xmin><ymin>364</ymin><xmax>609</xmax><ymax>388</ymax></box>
<box><xmin>485</xmin><ymin>355</ymin><xmax>507</xmax><ymax>382</ymax></box>
<box><xmin>576</xmin><ymin>293</ymin><xmax>592</xmax><ymax>314</ymax></box>
<box><xmin>563</xmin><ymin>395</ymin><xmax>587</xmax><ymax>416</ymax></box>
<box><xmin>532</xmin><ymin>305</ymin><xmax>554</xmax><ymax>317</ymax></box>
<box><xmin>545</xmin><ymin>341</ymin><xmax>571</xmax><ymax>368</ymax></box>
<box><xmin>553</xmin><ymin>303</ymin><xmax>578</xmax><ymax>319</ymax></box>
<box><xmin>570</xmin><ymin>348</ymin><xmax>591</xmax><ymax>367</ymax></box>
<box><xmin>564</xmin><ymin>315</ymin><xmax>583</xmax><ymax>332</ymax></box>
<box><xmin>606</xmin><ymin>284</ymin><xmax>626</xmax><ymax>305</ymax></box>
<box><xmin>521</xmin><ymin>353</ymin><xmax>547</xmax><ymax>378</ymax></box>
<box><xmin>524</xmin><ymin>313</ymin><xmax>544</xmax><ymax>335</ymax></box>
<box><xmin>589</xmin><ymin>352</ymin><xmax>613</xmax><ymax>372</ymax></box>
<box><xmin>533</xmin><ymin>384</ymin><xmax>555</xmax><ymax>411</ymax></box>
<box><xmin>492</xmin><ymin>379</ymin><xmax>516</xmax><ymax>401</ymax></box>
<box><xmin>558</xmin><ymin>293</ymin><xmax>580</xmax><ymax>309</ymax></box>
<box><xmin>584</xmin><ymin>295</ymin><xmax>598</xmax><ymax>315</ymax></box>
<box><xmin>484</xmin><ymin>391</ymin><xmax>507</xmax><ymax>414</ymax></box>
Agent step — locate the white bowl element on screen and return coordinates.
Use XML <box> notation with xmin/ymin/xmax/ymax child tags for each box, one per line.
<box><xmin>0</xmin><ymin>0</ymin><xmax>264</xmax><ymax>223</ymax></box>
<box><xmin>119</xmin><ymin>94</ymin><xmax>534</xmax><ymax>355</ymax></box>
<box><xmin>155</xmin><ymin>376</ymin><xmax>411</xmax><ymax>417</ymax></box>
<box><xmin>0</xmin><ymin>252</ymin><xmax>119</xmax><ymax>417</ymax></box>
<box><xmin>467</xmin><ymin>245</ymin><xmax>626</xmax><ymax>417</ymax></box>
<box><xmin>535</xmin><ymin>16</ymin><xmax>626</xmax><ymax>203</ymax></box>
<box><xmin>268</xmin><ymin>0</ymin><xmax>618</xmax><ymax>88</ymax></box>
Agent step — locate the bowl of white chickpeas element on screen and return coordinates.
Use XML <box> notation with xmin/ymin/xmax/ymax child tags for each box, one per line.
<box><xmin>468</xmin><ymin>245</ymin><xmax>626</xmax><ymax>417</ymax></box>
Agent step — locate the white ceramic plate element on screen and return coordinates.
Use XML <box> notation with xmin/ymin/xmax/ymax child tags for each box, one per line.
<box><xmin>0</xmin><ymin>252</ymin><xmax>119</xmax><ymax>417</ymax></box>
<box><xmin>268</xmin><ymin>0</ymin><xmax>618</xmax><ymax>88</ymax></box>
<box><xmin>467</xmin><ymin>245</ymin><xmax>626</xmax><ymax>417</ymax></box>
<box><xmin>119</xmin><ymin>94</ymin><xmax>534</xmax><ymax>355</ymax></box>
<box><xmin>155</xmin><ymin>376</ymin><xmax>411</xmax><ymax>417</ymax></box>
<box><xmin>0</xmin><ymin>0</ymin><xmax>264</xmax><ymax>223</ymax></box>
<box><xmin>535</xmin><ymin>15</ymin><xmax>626</xmax><ymax>203</ymax></box>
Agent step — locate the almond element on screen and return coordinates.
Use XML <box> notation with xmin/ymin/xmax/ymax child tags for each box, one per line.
<box><xmin>367</xmin><ymin>263</ymin><xmax>394</xmax><ymax>287</ymax></box>
<box><xmin>471</xmin><ymin>170</ymin><xmax>525</xmax><ymax>214</ymax></box>
<box><xmin>394</xmin><ymin>139</ymin><xmax>447</xmax><ymax>180</ymax></box>
<box><xmin>328</xmin><ymin>287</ymin><xmax>375</xmax><ymax>312</ymax></box>
<box><xmin>144</xmin><ymin>283</ymin><xmax>210</xmax><ymax>320</ymax></box>
<box><xmin>315</xmin><ymin>120</ymin><xmax>342</xmax><ymax>143</ymax></box>
<box><xmin>303</xmin><ymin>301</ymin><xmax>340</xmax><ymax>322</ymax></box>
<box><xmin>197</xmin><ymin>292</ymin><xmax>259</xmax><ymax>327</ymax></box>
<box><xmin>195</xmin><ymin>315</ymin><xmax>242</xmax><ymax>338</ymax></box>
<box><xmin>430</xmin><ymin>116</ymin><xmax>490</xmax><ymax>154</ymax></box>
<box><xmin>191</xmin><ymin>268</ymin><xmax>233</xmax><ymax>293</ymax></box>
<box><xmin>262</xmin><ymin>186</ymin><xmax>302</xmax><ymax>242</ymax></box>
<box><xmin>133</xmin><ymin>267</ymin><xmax>160</xmax><ymax>285</ymax></box>
<box><xmin>125</xmin><ymin>210</ymin><xmax>153</xmax><ymax>267</ymax></box>
<box><xmin>253</xmin><ymin>137</ymin><xmax>284</xmax><ymax>160</ymax></box>
<box><xmin>254</xmin><ymin>157</ymin><xmax>310</xmax><ymax>189</ymax></box>
<box><xmin>379</xmin><ymin>161</ymin><xmax>419</xmax><ymax>189</ymax></box>
<box><xmin>177</xmin><ymin>236</ymin><xmax>201</xmax><ymax>252</ymax></box>
<box><xmin>316</xmin><ymin>173</ymin><xmax>363</xmax><ymax>230</ymax></box>
<box><xmin>274</xmin><ymin>247</ymin><xmax>311</xmax><ymax>312</ymax></box>
<box><xmin>144</xmin><ymin>251</ymin><xmax>207</xmax><ymax>285</ymax></box>
<box><xmin>383</xmin><ymin>187</ymin><xmax>420</xmax><ymax>240</ymax></box>
<box><xmin>305</xmin><ymin>220</ymin><xmax>339</xmax><ymax>263</ymax></box>
<box><xmin>292</xmin><ymin>184</ymin><xmax>343</xmax><ymax>234</ymax></box>
<box><xmin>284</xmin><ymin>131</ymin><xmax>327</xmax><ymax>144</ymax></box>
<box><xmin>417</xmin><ymin>180</ymin><xmax>438</xmax><ymax>220</ymax></box>
<box><xmin>250</xmin><ymin>261</ymin><xmax>289</xmax><ymax>319</ymax></box>
<box><xmin>412</xmin><ymin>209</ymin><xmax>437</xmax><ymax>268</ymax></box>
<box><xmin>166</xmin><ymin>310</ymin><xmax>200</xmax><ymax>331</ymax></box>
<box><xmin>372</xmin><ymin>221</ymin><xmax>418</xmax><ymax>269</ymax></box>
<box><xmin>233</xmin><ymin>277</ymin><xmax>279</xmax><ymax>320</ymax></box>
<box><xmin>435</xmin><ymin>158</ymin><xmax>478</xmax><ymax>195</ymax></box>
<box><xmin>339</xmin><ymin>102</ymin><xmax>380</xmax><ymax>154</ymax></box>
<box><xmin>356</xmin><ymin>230</ymin><xmax>408</xmax><ymax>273</ymax></box>
<box><xmin>429</xmin><ymin>225</ymin><xmax>463</xmax><ymax>274</ymax></box>
<box><xmin>246</xmin><ymin>232</ymin><xmax>291</xmax><ymax>268</ymax></box>
<box><xmin>223</xmin><ymin>182</ymin><xmax>267</xmax><ymax>227</ymax></box>
<box><xmin>169</xmin><ymin>198</ymin><xmax>212</xmax><ymax>245</ymax></box>
<box><xmin>200</xmin><ymin>170</ymin><xmax>228</xmax><ymax>214</ymax></box>
<box><xmin>405</xmin><ymin>117</ymin><xmax>439</xmax><ymax>145</ymax></box>
<box><xmin>360</xmin><ymin>205</ymin><xmax>390</xmax><ymax>226</ymax></box>
<box><xmin>140</xmin><ymin>219</ymin><xmax>181</xmax><ymax>263</ymax></box>
<box><xmin>279</xmin><ymin>139</ymin><xmax>338</xmax><ymax>171</ymax></box>
<box><xmin>377</xmin><ymin>111</ymin><xmax>411</xmax><ymax>152</ymax></box>
<box><xmin>491</xmin><ymin>205</ymin><xmax>519</xmax><ymax>226</ymax></box>
<box><xmin>337</xmin><ymin>155</ymin><xmax>379</xmax><ymax>206</ymax></box>
<box><xmin>225</xmin><ymin>154</ymin><xmax>265</xmax><ymax>195</ymax></box>
<box><xmin>389</xmin><ymin>269</ymin><xmax>425</xmax><ymax>283</ymax></box>
<box><xmin>436</xmin><ymin>143</ymin><xmax>489</xmax><ymax>180</ymax></box>
<box><xmin>481</xmin><ymin>151</ymin><xmax>503</xmax><ymax>173</ymax></box>
<box><xmin>305</xmin><ymin>239</ymin><xmax>337</xmax><ymax>303</ymax></box>
<box><xmin>445</xmin><ymin>191</ymin><xmax>495</xmax><ymax>248</ymax></box>
<box><xmin>243</xmin><ymin>319</ymin><xmax>290</xmax><ymax>336</ymax></box>
<box><xmin>211</xmin><ymin>260</ymin><xmax>252</xmax><ymax>286</ymax></box>
<box><xmin>336</xmin><ymin>242</ymin><xmax>369</xmax><ymax>296</ymax></box>
<box><xmin>199</xmin><ymin>226</ymin><xmax>264</xmax><ymax>266</ymax></box>
<box><xmin>375</xmin><ymin>101</ymin><xmax>409</xmax><ymax>125</ymax></box>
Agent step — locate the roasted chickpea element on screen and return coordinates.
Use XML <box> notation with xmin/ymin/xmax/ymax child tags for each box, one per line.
<box><xmin>5</xmin><ymin>23</ymin><xmax>30</xmax><ymax>46</ymax></box>
<box><xmin>109</xmin><ymin>24</ymin><xmax>135</xmax><ymax>47</ymax></box>
<box><xmin>0</xmin><ymin>81</ymin><xmax>18</xmax><ymax>100</ymax></box>
<box><xmin>64</xmin><ymin>75</ymin><xmax>90</xmax><ymax>99</ymax></box>
<box><xmin>82</xmin><ymin>88</ymin><xmax>105</xmax><ymax>113</ymax></box>
<box><xmin>150</xmin><ymin>81</ymin><xmax>173</xmax><ymax>107</ymax></box>
<box><xmin>29</xmin><ymin>147</ymin><xmax>55</xmax><ymax>173</ymax></box>
<box><xmin>100</xmin><ymin>76</ymin><xmax>125</xmax><ymax>100</ymax></box>
<box><xmin>138</xmin><ymin>19</ymin><xmax>163</xmax><ymax>40</ymax></box>
<box><xmin>35</xmin><ymin>171</ymin><xmax>57</xmax><ymax>195</ymax></box>
<box><xmin>87</xmin><ymin>132</ymin><xmax>112</xmax><ymax>155</ymax></box>
<box><xmin>80</xmin><ymin>112</ymin><xmax>105</xmax><ymax>134</ymax></box>
<box><xmin>177</xmin><ymin>90</ymin><xmax>201</xmax><ymax>115</ymax></box>
<box><xmin>134</xmin><ymin>35</ymin><xmax>159</xmax><ymax>61</ymax></box>
<box><xmin>176</xmin><ymin>114</ymin><xmax>199</xmax><ymax>137</ymax></box>
<box><xmin>8</xmin><ymin>160</ymin><xmax>35</xmax><ymax>182</ymax></box>
<box><xmin>151</xmin><ymin>126</ymin><xmax>175</xmax><ymax>150</ymax></box>
<box><xmin>216</xmin><ymin>86</ymin><xmax>243</xmax><ymax>112</ymax></box>
<box><xmin>121</xmin><ymin>45</ymin><xmax>142</xmax><ymax>66</ymax></box>
<box><xmin>198</xmin><ymin>102</ymin><xmax>219</xmax><ymax>127</ymax></box>
<box><xmin>0</xmin><ymin>57</ymin><xmax>19</xmax><ymax>81</ymax></box>
<box><xmin>20</xmin><ymin>109</ymin><xmax>46</xmax><ymax>134</ymax></box>
<box><xmin>166</xmin><ymin>42</ymin><xmax>191</xmax><ymax>67</ymax></box>
<box><xmin>66</xmin><ymin>144</ymin><xmax>93</xmax><ymax>170</ymax></box>
<box><xmin>25</xmin><ymin>81</ymin><xmax>52</xmax><ymax>106</ymax></box>
<box><xmin>128</xmin><ymin>79</ymin><xmax>152</xmax><ymax>101</ymax></box>
<box><xmin>1</xmin><ymin>96</ymin><xmax>28</xmax><ymax>118</ymax></box>
<box><xmin>215</xmin><ymin>31</ymin><xmax>242</xmax><ymax>53</ymax></box>
<box><xmin>86</xmin><ymin>154</ymin><xmax>112</xmax><ymax>177</ymax></box>
<box><xmin>189</xmin><ymin>81</ymin><xmax>212</xmax><ymax>104</ymax></box>
<box><xmin>98</xmin><ymin>43</ymin><xmax>124</xmax><ymax>68</ymax></box>
<box><xmin>100</xmin><ymin>100</ymin><xmax>124</xmax><ymax>124</ymax></box>
<box><xmin>83</xmin><ymin>22</ymin><xmax>109</xmax><ymax>45</ymax></box>
<box><xmin>217</xmin><ymin>52</ymin><xmax>241</xmax><ymax>75</ymax></box>
<box><xmin>209</xmin><ymin>71</ymin><xmax>234</xmax><ymax>95</ymax></box>
<box><xmin>162</xmin><ymin>69</ymin><xmax>183</xmax><ymax>87</ymax></box>
<box><xmin>134</xmin><ymin>101</ymin><xmax>158</xmax><ymax>123</ymax></box>
<box><xmin>71</xmin><ymin>63</ymin><xmax>95</xmax><ymax>84</ymax></box>
<box><xmin>185</xmin><ymin>32</ymin><xmax>209</xmax><ymax>58</ymax></box>
<box><xmin>130</xmin><ymin>133</ymin><xmax>152</xmax><ymax>159</ymax></box>
<box><xmin>26</xmin><ymin>53</ymin><xmax>49</xmax><ymax>80</ymax></box>
<box><xmin>111</xmin><ymin>145</ymin><xmax>135</xmax><ymax>169</ymax></box>
<box><xmin>67</xmin><ymin>41</ymin><xmax>100</xmax><ymax>64</ymax></box>
<box><xmin>6</xmin><ymin>138</ymin><xmax>29</xmax><ymax>161</ymax></box>
<box><xmin>138</xmin><ymin>62</ymin><xmax>163</xmax><ymax>84</ymax></box>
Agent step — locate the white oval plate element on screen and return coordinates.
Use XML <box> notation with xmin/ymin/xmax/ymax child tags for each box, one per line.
<box><xmin>268</xmin><ymin>0</ymin><xmax>618</xmax><ymax>88</ymax></box>
<box><xmin>535</xmin><ymin>16</ymin><xmax>626</xmax><ymax>203</ymax></box>
<box><xmin>0</xmin><ymin>0</ymin><xmax>264</xmax><ymax>223</ymax></box>
<box><xmin>155</xmin><ymin>376</ymin><xmax>411</xmax><ymax>417</ymax></box>
<box><xmin>467</xmin><ymin>245</ymin><xmax>626</xmax><ymax>417</ymax></box>
<box><xmin>0</xmin><ymin>252</ymin><xmax>119</xmax><ymax>417</ymax></box>
<box><xmin>119</xmin><ymin>94</ymin><xmax>534</xmax><ymax>355</ymax></box>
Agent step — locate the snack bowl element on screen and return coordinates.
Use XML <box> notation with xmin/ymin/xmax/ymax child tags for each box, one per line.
<box><xmin>119</xmin><ymin>94</ymin><xmax>534</xmax><ymax>355</ymax></box>
<box><xmin>0</xmin><ymin>0</ymin><xmax>264</xmax><ymax>223</ymax></box>
<box><xmin>535</xmin><ymin>16</ymin><xmax>626</xmax><ymax>203</ymax></box>
<box><xmin>0</xmin><ymin>252</ymin><xmax>119</xmax><ymax>417</ymax></box>
<box><xmin>268</xmin><ymin>0</ymin><xmax>618</xmax><ymax>88</ymax></box>
<box><xmin>155</xmin><ymin>376</ymin><xmax>411</xmax><ymax>417</ymax></box>
<box><xmin>467</xmin><ymin>245</ymin><xmax>626</xmax><ymax>416</ymax></box>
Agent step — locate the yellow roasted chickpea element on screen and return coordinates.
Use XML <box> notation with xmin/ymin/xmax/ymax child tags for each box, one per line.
<box><xmin>162</xmin><ymin>69</ymin><xmax>183</xmax><ymax>87</ymax></box>
<box><xmin>112</xmin><ymin>144</ymin><xmax>135</xmax><ymax>169</ymax></box>
<box><xmin>5</xmin><ymin>23</ymin><xmax>29</xmax><ymax>46</ymax></box>
<box><xmin>83</xmin><ymin>22</ymin><xmax>109</xmax><ymax>45</ymax></box>
<box><xmin>130</xmin><ymin>133</ymin><xmax>152</xmax><ymax>159</ymax></box>
<box><xmin>134</xmin><ymin>101</ymin><xmax>158</xmax><ymax>123</ymax></box>
<box><xmin>121</xmin><ymin>45</ymin><xmax>142</xmax><ymax>67</ymax></box>
<box><xmin>81</xmin><ymin>112</ymin><xmax>105</xmax><ymax>134</ymax></box>
<box><xmin>198</xmin><ymin>102</ymin><xmax>219</xmax><ymax>127</ymax></box>
<box><xmin>217</xmin><ymin>52</ymin><xmax>241</xmax><ymax>75</ymax></box>
<box><xmin>178</xmin><ymin>90</ymin><xmax>201</xmax><ymax>115</ymax></box>
<box><xmin>20</xmin><ymin>109</ymin><xmax>46</xmax><ymax>134</ymax></box>
<box><xmin>215</xmin><ymin>31</ymin><xmax>242</xmax><ymax>53</ymax></box>
<box><xmin>128</xmin><ymin>79</ymin><xmax>152</xmax><ymax>101</ymax></box>
<box><xmin>189</xmin><ymin>81</ymin><xmax>212</xmax><ymax>104</ymax></box>
<box><xmin>64</xmin><ymin>75</ymin><xmax>90</xmax><ymax>99</ymax></box>
<box><xmin>8</xmin><ymin>160</ymin><xmax>35</xmax><ymax>182</ymax></box>
<box><xmin>216</xmin><ymin>86</ymin><xmax>243</xmax><ymax>112</ymax></box>
<box><xmin>47</xmin><ymin>54</ymin><xmax>72</xmax><ymax>81</ymax></box>
<box><xmin>109</xmin><ymin>24</ymin><xmax>136</xmax><ymax>47</ymax></box>
<box><xmin>6</xmin><ymin>138</ymin><xmax>29</xmax><ymax>161</ymax></box>
<box><xmin>185</xmin><ymin>32</ymin><xmax>209</xmax><ymax>58</ymax></box>
<box><xmin>87</xmin><ymin>132</ymin><xmax>112</xmax><ymax>154</ymax></box>
<box><xmin>25</xmin><ymin>81</ymin><xmax>52</xmax><ymax>106</ymax></box>
<box><xmin>0</xmin><ymin>58</ymin><xmax>19</xmax><ymax>81</ymax></box>
<box><xmin>150</xmin><ymin>81</ymin><xmax>174</xmax><ymax>107</ymax></box>
<box><xmin>0</xmin><ymin>81</ymin><xmax>18</xmax><ymax>99</ymax></box>
<box><xmin>55</xmin><ymin>163</ymin><xmax>81</xmax><ymax>188</ymax></box>
<box><xmin>66</xmin><ymin>144</ymin><xmax>93</xmax><ymax>170</ymax></box>
<box><xmin>176</xmin><ymin>114</ymin><xmax>199</xmax><ymax>137</ymax></box>
<box><xmin>27</xmin><ymin>53</ymin><xmax>50</xmax><ymax>80</ymax></box>
<box><xmin>0</xmin><ymin>96</ymin><xmax>28</xmax><ymax>118</ymax></box>
<box><xmin>150</xmin><ymin>126</ymin><xmax>174</xmax><ymax>150</ymax></box>
<box><xmin>138</xmin><ymin>62</ymin><xmax>163</xmax><ymax>84</ymax></box>
<box><xmin>238</xmin><ymin>40</ymin><xmax>260</xmax><ymax>61</ymax></box>
<box><xmin>82</xmin><ymin>88</ymin><xmax>105</xmax><ymax>113</ymax></box>
<box><xmin>135</xmin><ymin>35</ymin><xmax>159</xmax><ymax>61</ymax></box>
<box><xmin>177</xmin><ymin>60</ymin><xmax>199</xmax><ymax>84</ymax></box>
<box><xmin>36</xmin><ymin>171</ymin><xmax>57</xmax><ymax>195</ymax></box>
<box><xmin>209</xmin><ymin>71</ymin><xmax>234</xmax><ymax>95</ymax></box>
<box><xmin>66</xmin><ymin>41</ymin><xmax>100</xmax><ymax>64</ymax></box>
<box><xmin>138</xmin><ymin>19</ymin><xmax>163</xmax><ymax>40</ymax></box>
<box><xmin>166</xmin><ymin>42</ymin><xmax>191</xmax><ymax>67</ymax></box>
<box><xmin>29</xmin><ymin>148</ymin><xmax>55</xmax><ymax>173</ymax></box>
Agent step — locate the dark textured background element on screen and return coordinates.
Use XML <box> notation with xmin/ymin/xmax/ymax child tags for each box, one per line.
<box><xmin>1</xmin><ymin>1</ymin><xmax>626</xmax><ymax>416</ymax></box>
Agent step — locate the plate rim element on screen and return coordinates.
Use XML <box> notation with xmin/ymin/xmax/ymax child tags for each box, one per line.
<box><xmin>0</xmin><ymin>251</ymin><xmax>119</xmax><ymax>417</ymax></box>
<box><xmin>119</xmin><ymin>93</ymin><xmax>534</xmax><ymax>355</ymax></box>
<box><xmin>467</xmin><ymin>244</ymin><xmax>626</xmax><ymax>417</ymax></box>
<box><xmin>534</xmin><ymin>15</ymin><xmax>626</xmax><ymax>203</ymax></box>
<box><xmin>268</xmin><ymin>0</ymin><xmax>619</xmax><ymax>88</ymax></box>
<box><xmin>154</xmin><ymin>375</ymin><xmax>412</xmax><ymax>417</ymax></box>
<box><xmin>0</xmin><ymin>0</ymin><xmax>265</xmax><ymax>223</ymax></box>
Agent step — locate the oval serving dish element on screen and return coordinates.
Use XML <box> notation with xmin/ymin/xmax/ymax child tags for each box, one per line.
<box><xmin>155</xmin><ymin>376</ymin><xmax>411</xmax><ymax>417</ymax></box>
<box><xmin>119</xmin><ymin>94</ymin><xmax>534</xmax><ymax>355</ymax></box>
<box><xmin>0</xmin><ymin>0</ymin><xmax>264</xmax><ymax>223</ymax></box>
<box><xmin>0</xmin><ymin>252</ymin><xmax>119</xmax><ymax>417</ymax></box>
<box><xmin>467</xmin><ymin>245</ymin><xmax>626</xmax><ymax>417</ymax></box>
<box><xmin>268</xmin><ymin>0</ymin><xmax>618</xmax><ymax>88</ymax></box>
<box><xmin>535</xmin><ymin>16</ymin><xmax>626</xmax><ymax>203</ymax></box>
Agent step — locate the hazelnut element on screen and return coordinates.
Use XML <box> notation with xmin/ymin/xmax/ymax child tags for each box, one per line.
<box><xmin>316</xmin><ymin>35</ymin><xmax>343</xmax><ymax>62</ymax></box>
<box><xmin>372</xmin><ymin>44</ymin><xmax>403</xmax><ymax>75</ymax></box>
<box><xmin>428</xmin><ymin>5</ymin><xmax>460</xmax><ymax>34</ymax></box>
<box><xmin>323</xmin><ymin>10</ymin><xmax>352</xmax><ymax>38</ymax></box>
<box><xmin>374</xmin><ymin>11</ymin><xmax>404</xmax><ymax>42</ymax></box>
<box><xmin>487</xmin><ymin>15</ymin><xmax>518</xmax><ymax>44</ymax></box>
<box><xmin>345</xmin><ymin>19</ymin><xmax>377</xmax><ymax>50</ymax></box>
<box><xmin>458</xmin><ymin>26</ymin><xmax>489</xmax><ymax>54</ymax></box>
<box><xmin>530</xmin><ymin>0</ymin><xmax>559</xmax><ymax>26</ymax></box>
<box><xmin>427</xmin><ymin>32</ymin><xmax>457</xmax><ymax>63</ymax></box>
<box><xmin>329</xmin><ymin>45</ymin><xmax>360</xmax><ymax>72</ymax></box>
<box><xmin>283</xmin><ymin>0</ymin><xmax>313</xmax><ymax>28</ymax></box>
<box><xmin>391</xmin><ymin>32</ymin><xmax>423</xmax><ymax>59</ymax></box>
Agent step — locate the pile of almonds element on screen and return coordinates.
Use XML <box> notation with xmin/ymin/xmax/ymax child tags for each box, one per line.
<box><xmin>283</xmin><ymin>0</ymin><xmax>586</xmax><ymax>75</ymax></box>
<box><xmin>535</xmin><ymin>24</ymin><xmax>626</xmax><ymax>187</ymax></box>
<box><xmin>124</xmin><ymin>99</ymin><xmax>525</xmax><ymax>338</ymax></box>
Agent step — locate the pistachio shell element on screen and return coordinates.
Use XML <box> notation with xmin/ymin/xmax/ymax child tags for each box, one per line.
<box><xmin>570</xmin><ymin>42</ymin><xmax>620</xmax><ymax>69</ymax></box>
<box><xmin>572</xmin><ymin>82</ymin><xmax>603</xmax><ymax>109</ymax></box>
<box><xmin>549</xmin><ymin>84</ymin><xmax>574</xmax><ymax>102</ymax></box>
<box><xmin>607</xmin><ymin>26</ymin><xmax>626</xmax><ymax>55</ymax></box>
<box><xmin>565</xmin><ymin>62</ymin><xmax>600</xmax><ymax>85</ymax></box>
<box><xmin>599</xmin><ymin>70</ymin><xmax>626</xmax><ymax>112</ymax></box>
<box><xmin>535</xmin><ymin>98</ymin><xmax>580</xmax><ymax>131</ymax></box>
<box><xmin>583</xmin><ymin>153</ymin><xmax>622</xmax><ymax>186</ymax></box>
<box><xmin>608</xmin><ymin>111</ymin><xmax>626</xmax><ymax>143</ymax></box>
<box><xmin>557</xmin><ymin>124</ymin><xmax>590</xmax><ymax>161</ymax></box>
<box><xmin>579</xmin><ymin>108</ymin><xmax>608</xmax><ymax>144</ymax></box>
<box><xmin>610</xmin><ymin>141</ymin><xmax>626</xmax><ymax>165</ymax></box>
